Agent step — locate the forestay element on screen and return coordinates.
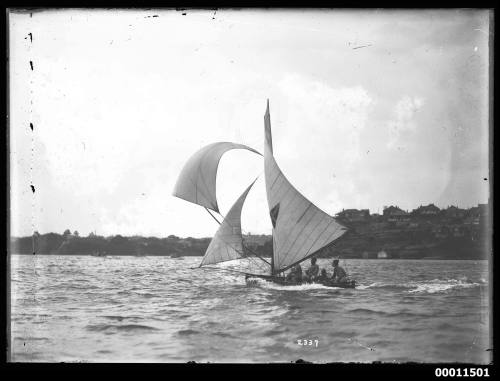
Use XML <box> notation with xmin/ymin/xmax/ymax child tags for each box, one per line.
<box><xmin>263</xmin><ymin>101</ymin><xmax>348</xmax><ymax>273</ymax></box>
<box><xmin>200</xmin><ymin>179</ymin><xmax>257</xmax><ymax>267</ymax></box>
<box><xmin>173</xmin><ymin>142</ymin><xmax>261</xmax><ymax>213</ymax></box>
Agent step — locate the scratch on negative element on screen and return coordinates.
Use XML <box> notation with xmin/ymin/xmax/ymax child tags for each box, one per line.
<box><xmin>352</xmin><ymin>44</ymin><xmax>372</xmax><ymax>50</ymax></box>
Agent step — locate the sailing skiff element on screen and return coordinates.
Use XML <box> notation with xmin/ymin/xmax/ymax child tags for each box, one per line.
<box><xmin>173</xmin><ymin>100</ymin><xmax>356</xmax><ymax>289</ymax></box>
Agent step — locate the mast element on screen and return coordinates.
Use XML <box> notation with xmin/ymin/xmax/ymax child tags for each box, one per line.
<box><xmin>264</xmin><ymin>100</ymin><xmax>275</xmax><ymax>276</ymax></box>
<box><xmin>270</xmin><ymin>236</ymin><xmax>275</xmax><ymax>276</ymax></box>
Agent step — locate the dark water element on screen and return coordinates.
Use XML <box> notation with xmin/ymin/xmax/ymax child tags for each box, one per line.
<box><xmin>10</xmin><ymin>255</ymin><xmax>491</xmax><ymax>363</ymax></box>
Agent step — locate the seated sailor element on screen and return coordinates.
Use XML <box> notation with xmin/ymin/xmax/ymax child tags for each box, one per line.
<box><xmin>317</xmin><ymin>268</ymin><xmax>328</xmax><ymax>281</ymax></box>
<box><xmin>331</xmin><ymin>259</ymin><xmax>349</xmax><ymax>283</ymax></box>
<box><xmin>286</xmin><ymin>264</ymin><xmax>303</xmax><ymax>283</ymax></box>
<box><xmin>304</xmin><ymin>257</ymin><xmax>320</xmax><ymax>281</ymax></box>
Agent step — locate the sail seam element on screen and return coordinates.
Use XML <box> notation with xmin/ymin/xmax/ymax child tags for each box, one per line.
<box><xmin>275</xmin><ymin>197</ymin><xmax>306</xmax><ymax>255</ymax></box>
<box><xmin>198</xmin><ymin>147</ymin><xmax>218</xmax><ymax>211</ymax></box>
<box><xmin>300</xmin><ymin>219</ymin><xmax>336</xmax><ymax>260</ymax></box>
<box><xmin>279</xmin><ymin>212</ymin><xmax>328</xmax><ymax>269</ymax></box>
<box><xmin>296</xmin><ymin>203</ymin><xmax>313</xmax><ymax>224</ymax></box>
<box><xmin>297</xmin><ymin>217</ymin><xmax>335</xmax><ymax>259</ymax></box>
<box><xmin>189</xmin><ymin>148</ymin><xmax>215</xmax><ymax>210</ymax></box>
<box><xmin>311</xmin><ymin>225</ymin><xmax>344</xmax><ymax>258</ymax></box>
<box><xmin>279</xmin><ymin>204</ymin><xmax>317</xmax><ymax>258</ymax></box>
<box><xmin>187</xmin><ymin>174</ymin><xmax>212</xmax><ymax>212</ymax></box>
<box><xmin>270</xmin><ymin>171</ymin><xmax>281</xmax><ymax>189</ymax></box>
<box><xmin>272</xmin><ymin>176</ymin><xmax>295</xmax><ymax>215</ymax></box>
<box><xmin>270</xmin><ymin>174</ymin><xmax>287</xmax><ymax>203</ymax></box>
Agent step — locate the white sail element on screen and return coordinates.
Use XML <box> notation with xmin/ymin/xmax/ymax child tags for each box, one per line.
<box><xmin>173</xmin><ymin>142</ymin><xmax>261</xmax><ymax>213</ymax></box>
<box><xmin>200</xmin><ymin>179</ymin><xmax>257</xmax><ymax>267</ymax></box>
<box><xmin>264</xmin><ymin>100</ymin><xmax>348</xmax><ymax>273</ymax></box>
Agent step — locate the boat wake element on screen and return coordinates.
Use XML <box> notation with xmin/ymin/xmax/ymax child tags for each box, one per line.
<box><xmin>357</xmin><ymin>278</ymin><xmax>484</xmax><ymax>294</ymax></box>
<box><xmin>246</xmin><ymin>277</ymin><xmax>344</xmax><ymax>291</ymax></box>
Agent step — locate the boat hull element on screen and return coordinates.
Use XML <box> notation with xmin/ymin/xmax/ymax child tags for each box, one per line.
<box><xmin>245</xmin><ymin>274</ymin><xmax>356</xmax><ymax>289</ymax></box>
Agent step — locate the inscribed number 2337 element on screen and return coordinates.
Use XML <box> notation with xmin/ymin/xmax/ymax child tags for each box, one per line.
<box><xmin>297</xmin><ymin>339</ymin><xmax>319</xmax><ymax>347</ymax></box>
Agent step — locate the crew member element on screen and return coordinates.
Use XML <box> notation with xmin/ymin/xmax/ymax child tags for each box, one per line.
<box><xmin>331</xmin><ymin>259</ymin><xmax>348</xmax><ymax>283</ymax></box>
<box><xmin>286</xmin><ymin>264</ymin><xmax>303</xmax><ymax>283</ymax></box>
<box><xmin>305</xmin><ymin>257</ymin><xmax>320</xmax><ymax>282</ymax></box>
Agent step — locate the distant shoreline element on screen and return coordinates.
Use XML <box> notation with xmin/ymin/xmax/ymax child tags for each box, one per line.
<box><xmin>10</xmin><ymin>253</ymin><xmax>488</xmax><ymax>261</ymax></box>
<box><xmin>10</xmin><ymin>213</ymin><xmax>490</xmax><ymax>262</ymax></box>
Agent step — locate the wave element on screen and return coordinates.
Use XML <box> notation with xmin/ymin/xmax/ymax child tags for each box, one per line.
<box><xmin>86</xmin><ymin>323</ymin><xmax>159</xmax><ymax>332</ymax></box>
<box><xmin>357</xmin><ymin>278</ymin><xmax>483</xmax><ymax>294</ymax></box>
<box><xmin>211</xmin><ymin>331</ymin><xmax>236</xmax><ymax>338</ymax></box>
<box><xmin>347</xmin><ymin>308</ymin><xmax>431</xmax><ymax>318</ymax></box>
<box><xmin>177</xmin><ymin>329</ymin><xmax>201</xmax><ymax>336</ymax></box>
<box><xmin>102</xmin><ymin>315</ymin><xmax>131</xmax><ymax>321</ymax></box>
<box><xmin>14</xmin><ymin>336</ymin><xmax>50</xmax><ymax>341</ymax></box>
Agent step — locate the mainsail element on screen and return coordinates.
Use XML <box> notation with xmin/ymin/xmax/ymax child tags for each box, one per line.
<box><xmin>200</xmin><ymin>179</ymin><xmax>257</xmax><ymax>267</ymax></box>
<box><xmin>173</xmin><ymin>142</ymin><xmax>261</xmax><ymax>213</ymax></box>
<box><xmin>263</xmin><ymin>100</ymin><xmax>348</xmax><ymax>273</ymax></box>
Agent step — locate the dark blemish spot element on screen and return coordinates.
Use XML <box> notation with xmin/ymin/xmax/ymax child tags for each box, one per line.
<box><xmin>152</xmin><ymin>15</ymin><xmax>159</xmax><ymax>18</ymax></box>
<box><xmin>29</xmin><ymin>33</ymin><xmax>32</xmax><ymax>42</ymax></box>
<box><xmin>212</xmin><ymin>9</ymin><xmax>217</xmax><ymax>19</ymax></box>
<box><xmin>182</xmin><ymin>13</ymin><xmax>186</xmax><ymax>16</ymax></box>
<box><xmin>30</xmin><ymin>123</ymin><xmax>33</xmax><ymax>131</ymax></box>
<box><xmin>24</xmin><ymin>342</ymin><xmax>26</xmax><ymax>346</ymax></box>
<box><xmin>30</xmin><ymin>185</ymin><xmax>35</xmax><ymax>193</ymax></box>
<box><xmin>33</xmin><ymin>251</ymin><xmax>36</xmax><ymax>255</ymax></box>
<box><xmin>484</xmin><ymin>178</ymin><xmax>487</xmax><ymax>181</ymax></box>
<box><xmin>30</xmin><ymin>61</ymin><xmax>33</xmax><ymax>70</ymax></box>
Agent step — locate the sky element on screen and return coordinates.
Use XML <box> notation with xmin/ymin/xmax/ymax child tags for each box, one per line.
<box><xmin>9</xmin><ymin>9</ymin><xmax>491</xmax><ymax>238</ymax></box>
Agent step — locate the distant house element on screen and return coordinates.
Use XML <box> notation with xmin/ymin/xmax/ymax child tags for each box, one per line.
<box><xmin>478</xmin><ymin>203</ymin><xmax>489</xmax><ymax>217</ymax></box>
<box><xmin>383</xmin><ymin>205</ymin><xmax>407</xmax><ymax>217</ymax></box>
<box><xmin>377</xmin><ymin>250</ymin><xmax>389</xmax><ymax>259</ymax></box>
<box><xmin>443</xmin><ymin>205</ymin><xmax>467</xmax><ymax>220</ymax></box>
<box><xmin>464</xmin><ymin>206</ymin><xmax>482</xmax><ymax>226</ymax></box>
<box><xmin>465</xmin><ymin>203</ymin><xmax>490</xmax><ymax>226</ymax></box>
<box><xmin>412</xmin><ymin>203</ymin><xmax>441</xmax><ymax>217</ymax></box>
<box><xmin>433</xmin><ymin>225</ymin><xmax>451</xmax><ymax>239</ymax></box>
<box><xmin>452</xmin><ymin>226</ymin><xmax>466</xmax><ymax>237</ymax></box>
<box><xmin>335</xmin><ymin>208</ymin><xmax>370</xmax><ymax>222</ymax></box>
<box><xmin>383</xmin><ymin>205</ymin><xmax>409</xmax><ymax>223</ymax></box>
